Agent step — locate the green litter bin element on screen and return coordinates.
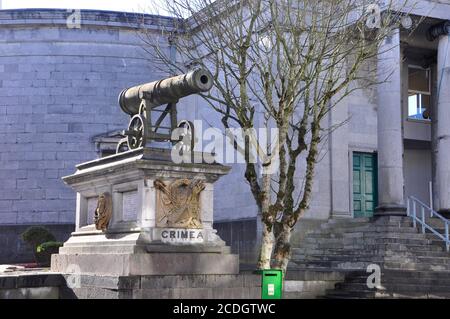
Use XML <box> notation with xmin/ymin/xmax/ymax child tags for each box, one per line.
<box><xmin>261</xmin><ymin>269</ymin><xmax>283</xmax><ymax>299</ymax></box>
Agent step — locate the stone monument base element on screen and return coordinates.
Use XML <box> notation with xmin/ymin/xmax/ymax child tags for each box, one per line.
<box><xmin>52</xmin><ymin>247</ymin><xmax>239</xmax><ymax>277</ymax></box>
<box><xmin>57</xmin><ymin>273</ymin><xmax>261</xmax><ymax>299</ymax></box>
<box><xmin>51</xmin><ymin>147</ymin><xmax>239</xmax><ymax>277</ymax></box>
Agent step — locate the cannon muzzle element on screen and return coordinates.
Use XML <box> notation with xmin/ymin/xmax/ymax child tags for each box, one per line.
<box><xmin>118</xmin><ymin>68</ymin><xmax>213</xmax><ymax>115</ymax></box>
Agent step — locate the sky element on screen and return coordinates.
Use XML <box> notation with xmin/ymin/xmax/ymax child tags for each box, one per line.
<box><xmin>0</xmin><ymin>0</ymin><xmax>168</xmax><ymax>14</ymax></box>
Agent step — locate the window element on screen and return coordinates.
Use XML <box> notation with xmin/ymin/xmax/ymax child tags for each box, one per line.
<box><xmin>408</xmin><ymin>66</ymin><xmax>431</xmax><ymax>121</ymax></box>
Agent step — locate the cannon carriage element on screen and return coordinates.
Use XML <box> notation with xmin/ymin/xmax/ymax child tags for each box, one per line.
<box><xmin>116</xmin><ymin>68</ymin><xmax>213</xmax><ymax>154</ymax></box>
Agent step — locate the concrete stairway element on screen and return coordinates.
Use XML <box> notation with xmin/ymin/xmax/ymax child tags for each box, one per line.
<box><xmin>288</xmin><ymin>216</ymin><xmax>450</xmax><ymax>298</ymax></box>
<box><xmin>423</xmin><ymin>216</ymin><xmax>449</xmax><ymax>242</ymax></box>
<box><xmin>323</xmin><ymin>269</ymin><xmax>450</xmax><ymax>298</ymax></box>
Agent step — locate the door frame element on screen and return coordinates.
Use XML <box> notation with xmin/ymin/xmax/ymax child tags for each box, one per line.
<box><xmin>348</xmin><ymin>147</ymin><xmax>378</xmax><ymax>218</ymax></box>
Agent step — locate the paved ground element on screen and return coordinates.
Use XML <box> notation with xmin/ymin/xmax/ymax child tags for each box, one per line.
<box><xmin>0</xmin><ymin>264</ymin><xmax>50</xmax><ymax>275</ymax></box>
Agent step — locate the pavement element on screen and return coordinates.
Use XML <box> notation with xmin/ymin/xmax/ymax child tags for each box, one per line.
<box><xmin>0</xmin><ymin>264</ymin><xmax>49</xmax><ymax>275</ymax></box>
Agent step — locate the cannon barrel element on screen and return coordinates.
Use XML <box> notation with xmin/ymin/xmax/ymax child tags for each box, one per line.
<box><xmin>118</xmin><ymin>68</ymin><xmax>213</xmax><ymax>115</ymax></box>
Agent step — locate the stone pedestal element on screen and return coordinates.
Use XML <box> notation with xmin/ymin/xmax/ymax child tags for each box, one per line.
<box><xmin>375</xmin><ymin>28</ymin><xmax>407</xmax><ymax>216</ymax></box>
<box><xmin>51</xmin><ymin>147</ymin><xmax>239</xmax><ymax>276</ymax></box>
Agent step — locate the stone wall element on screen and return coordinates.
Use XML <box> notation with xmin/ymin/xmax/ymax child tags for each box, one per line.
<box><xmin>0</xmin><ymin>269</ymin><xmax>346</xmax><ymax>299</ymax></box>
<box><xmin>214</xmin><ymin>218</ymin><xmax>258</xmax><ymax>268</ymax></box>
<box><xmin>1</xmin><ymin>7</ymin><xmax>441</xmax><ymax>267</ymax></box>
<box><xmin>0</xmin><ymin>10</ymin><xmax>374</xmax><ymax>225</ymax></box>
<box><xmin>0</xmin><ymin>9</ymin><xmax>175</xmax><ymax>262</ymax></box>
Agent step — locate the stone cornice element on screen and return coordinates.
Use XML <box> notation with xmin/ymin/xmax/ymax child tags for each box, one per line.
<box><xmin>0</xmin><ymin>8</ymin><xmax>179</xmax><ymax>31</ymax></box>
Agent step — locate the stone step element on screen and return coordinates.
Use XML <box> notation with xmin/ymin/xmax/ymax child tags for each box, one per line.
<box><xmin>339</xmin><ymin>269</ymin><xmax>450</xmax><ymax>279</ymax></box>
<box><xmin>302</xmin><ymin>237</ymin><xmax>436</xmax><ymax>248</ymax></box>
<box><xmin>292</xmin><ymin>254</ymin><xmax>450</xmax><ymax>266</ymax></box>
<box><xmin>294</xmin><ymin>254</ymin><xmax>386</xmax><ymax>263</ymax></box>
<box><xmin>383</xmin><ymin>261</ymin><xmax>450</xmax><ymax>271</ymax></box>
<box><xmin>310</xmin><ymin>226</ymin><xmax>420</xmax><ymax>236</ymax></box>
<box><xmin>423</xmin><ymin>217</ymin><xmax>447</xmax><ymax>229</ymax></box>
<box><xmin>321</xmin><ymin>221</ymin><xmax>413</xmax><ymax>230</ymax></box>
<box><xmin>323</xmin><ymin>289</ymin><xmax>450</xmax><ymax>299</ymax></box>
<box><xmin>383</xmin><ymin>242</ymin><xmax>445</xmax><ymax>252</ymax></box>
<box><xmin>291</xmin><ymin>216</ymin><xmax>450</xmax><ymax>298</ymax></box>
<box><xmin>306</xmin><ymin>237</ymin><xmax>429</xmax><ymax>246</ymax></box>
<box><xmin>295</xmin><ymin>246</ymin><xmax>445</xmax><ymax>259</ymax></box>
<box><xmin>322</xmin><ymin>288</ymin><xmax>381</xmax><ymax>299</ymax></box>
<box><xmin>389</xmin><ymin>250</ymin><xmax>449</xmax><ymax>259</ymax></box>
<box><xmin>324</xmin><ymin>216</ymin><xmax>412</xmax><ymax>224</ymax></box>
<box><xmin>292</xmin><ymin>247</ymin><xmax>448</xmax><ymax>258</ymax></box>
<box><xmin>345</xmin><ymin>275</ymin><xmax>450</xmax><ymax>286</ymax></box>
<box><xmin>382</xmin><ymin>269</ymin><xmax>450</xmax><ymax>278</ymax></box>
<box><xmin>310</xmin><ymin>231</ymin><xmax>430</xmax><ymax>240</ymax></box>
<box><xmin>424</xmin><ymin>231</ymin><xmax>447</xmax><ymax>239</ymax></box>
<box><xmin>293</xmin><ymin>259</ymin><xmax>450</xmax><ymax>271</ymax></box>
<box><xmin>284</xmin><ymin>269</ymin><xmax>347</xmax><ymax>281</ymax></box>
<box><xmin>334</xmin><ymin>282</ymin><xmax>450</xmax><ymax>293</ymax></box>
<box><xmin>305</xmin><ymin>233</ymin><xmax>429</xmax><ymax>243</ymax></box>
<box><xmin>292</xmin><ymin>260</ymin><xmax>380</xmax><ymax>270</ymax></box>
<box><xmin>297</xmin><ymin>245</ymin><xmax>443</xmax><ymax>254</ymax></box>
<box><xmin>293</xmin><ymin>242</ymin><xmax>446</xmax><ymax>254</ymax></box>
<box><xmin>324</xmin><ymin>217</ymin><xmax>371</xmax><ymax>224</ymax></box>
<box><xmin>385</xmin><ymin>255</ymin><xmax>450</xmax><ymax>266</ymax></box>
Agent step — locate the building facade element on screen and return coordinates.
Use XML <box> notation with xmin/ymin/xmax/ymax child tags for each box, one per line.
<box><xmin>215</xmin><ymin>0</ymin><xmax>450</xmax><ymax>265</ymax></box>
<box><xmin>1</xmin><ymin>2</ymin><xmax>450</xmax><ymax>265</ymax></box>
<box><xmin>0</xmin><ymin>9</ymin><xmax>175</xmax><ymax>262</ymax></box>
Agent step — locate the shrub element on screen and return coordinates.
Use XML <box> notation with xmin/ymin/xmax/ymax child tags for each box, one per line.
<box><xmin>21</xmin><ymin>226</ymin><xmax>58</xmax><ymax>266</ymax></box>
<box><xmin>21</xmin><ymin>226</ymin><xmax>56</xmax><ymax>248</ymax></box>
<box><xmin>35</xmin><ymin>241</ymin><xmax>63</xmax><ymax>267</ymax></box>
<box><xmin>36</xmin><ymin>241</ymin><xmax>63</xmax><ymax>253</ymax></box>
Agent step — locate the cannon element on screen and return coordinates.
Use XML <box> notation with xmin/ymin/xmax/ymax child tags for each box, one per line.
<box><xmin>116</xmin><ymin>68</ymin><xmax>213</xmax><ymax>153</ymax></box>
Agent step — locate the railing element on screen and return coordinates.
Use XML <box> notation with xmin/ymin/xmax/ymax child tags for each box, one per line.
<box><xmin>407</xmin><ymin>196</ymin><xmax>450</xmax><ymax>252</ymax></box>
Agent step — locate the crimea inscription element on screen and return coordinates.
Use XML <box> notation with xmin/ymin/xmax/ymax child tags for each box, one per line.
<box><xmin>155</xmin><ymin>228</ymin><xmax>204</xmax><ymax>243</ymax></box>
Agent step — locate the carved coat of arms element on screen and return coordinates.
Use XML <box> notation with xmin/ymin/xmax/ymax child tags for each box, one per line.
<box><xmin>154</xmin><ymin>179</ymin><xmax>205</xmax><ymax>228</ymax></box>
<box><xmin>94</xmin><ymin>192</ymin><xmax>112</xmax><ymax>231</ymax></box>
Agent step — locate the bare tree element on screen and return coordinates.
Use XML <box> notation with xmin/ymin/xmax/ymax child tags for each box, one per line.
<box><xmin>142</xmin><ymin>0</ymin><xmax>417</xmax><ymax>273</ymax></box>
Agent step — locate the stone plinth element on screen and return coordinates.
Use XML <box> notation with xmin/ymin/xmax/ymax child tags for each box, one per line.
<box><xmin>51</xmin><ymin>147</ymin><xmax>239</xmax><ymax>276</ymax></box>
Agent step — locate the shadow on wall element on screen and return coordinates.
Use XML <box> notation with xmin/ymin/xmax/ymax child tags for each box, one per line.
<box><xmin>214</xmin><ymin>218</ymin><xmax>326</xmax><ymax>270</ymax></box>
<box><xmin>0</xmin><ymin>224</ymin><xmax>74</xmax><ymax>264</ymax></box>
<box><xmin>214</xmin><ymin>218</ymin><xmax>258</xmax><ymax>270</ymax></box>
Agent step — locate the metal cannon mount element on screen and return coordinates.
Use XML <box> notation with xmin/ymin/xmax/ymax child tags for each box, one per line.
<box><xmin>115</xmin><ymin>68</ymin><xmax>213</xmax><ymax>154</ymax></box>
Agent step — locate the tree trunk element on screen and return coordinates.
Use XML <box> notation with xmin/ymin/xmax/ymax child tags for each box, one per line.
<box><xmin>273</xmin><ymin>222</ymin><xmax>292</xmax><ymax>273</ymax></box>
<box><xmin>257</xmin><ymin>168</ymin><xmax>274</xmax><ymax>269</ymax></box>
<box><xmin>257</xmin><ymin>222</ymin><xmax>274</xmax><ymax>269</ymax></box>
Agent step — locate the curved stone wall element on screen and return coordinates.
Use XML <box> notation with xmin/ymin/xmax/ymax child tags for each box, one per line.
<box><xmin>0</xmin><ymin>9</ymin><xmax>171</xmax><ymax>231</ymax></box>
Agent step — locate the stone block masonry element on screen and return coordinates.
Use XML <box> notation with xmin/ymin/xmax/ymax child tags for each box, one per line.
<box><xmin>0</xmin><ymin>269</ymin><xmax>345</xmax><ymax>299</ymax></box>
<box><xmin>0</xmin><ymin>9</ymin><xmax>174</xmax><ymax>263</ymax></box>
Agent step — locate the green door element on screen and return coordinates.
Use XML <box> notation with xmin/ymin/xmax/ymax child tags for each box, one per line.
<box><xmin>353</xmin><ymin>152</ymin><xmax>378</xmax><ymax>218</ymax></box>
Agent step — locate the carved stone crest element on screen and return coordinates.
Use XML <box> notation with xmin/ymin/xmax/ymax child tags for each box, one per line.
<box><xmin>154</xmin><ymin>179</ymin><xmax>205</xmax><ymax>228</ymax></box>
<box><xmin>94</xmin><ymin>192</ymin><xmax>112</xmax><ymax>231</ymax></box>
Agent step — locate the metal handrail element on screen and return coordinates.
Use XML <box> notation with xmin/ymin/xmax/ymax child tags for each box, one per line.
<box><xmin>407</xmin><ymin>196</ymin><xmax>450</xmax><ymax>252</ymax></box>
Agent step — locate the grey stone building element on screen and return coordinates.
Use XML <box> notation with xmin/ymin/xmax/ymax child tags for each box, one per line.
<box><xmin>215</xmin><ymin>0</ymin><xmax>450</xmax><ymax>265</ymax></box>
<box><xmin>0</xmin><ymin>9</ymin><xmax>174</xmax><ymax>262</ymax></box>
<box><xmin>1</xmin><ymin>1</ymin><xmax>450</xmax><ymax>268</ymax></box>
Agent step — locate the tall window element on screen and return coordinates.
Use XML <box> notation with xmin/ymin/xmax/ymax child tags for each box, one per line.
<box><xmin>408</xmin><ymin>66</ymin><xmax>431</xmax><ymax>121</ymax></box>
